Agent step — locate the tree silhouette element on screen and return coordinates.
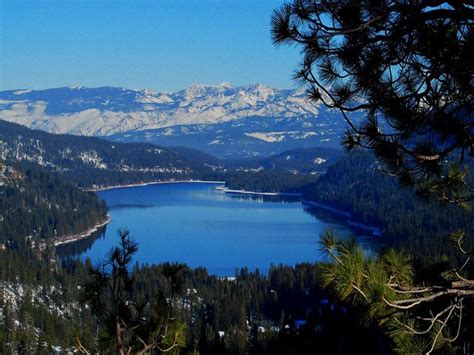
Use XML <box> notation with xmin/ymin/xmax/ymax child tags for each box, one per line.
<box><xmin>79</xmin><ymin>229</ymin><xmax>185</xmax><ymax>354</ymax></box>
<box><xmin>272</xmin><ymin>0</ymin><xmax>473</xmax><ymax>205</ymax></box>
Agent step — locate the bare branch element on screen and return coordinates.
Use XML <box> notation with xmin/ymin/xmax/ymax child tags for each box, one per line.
<box><xmin>75</xmin><ymin>337</ymin><xmax>91</xmax><ymax>355</ymax></box>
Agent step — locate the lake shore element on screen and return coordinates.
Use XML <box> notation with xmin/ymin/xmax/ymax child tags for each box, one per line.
<box><xmin>87</xmin><ymin>180</ymin><xmax>226</xmax><ymax>192</ymax></box>
<box><xmin>88</xmin><ymin>180</ymin><xmax>301</xmax><ymax>197</ymax></box>
<box><xmin>216</xmin><ymin>186</ymin><xmax>302</xmax><ymax>197</ymax></box>
<box><xmin>54</xmin><ymin>215</ymin><xmax>111</xmax><ymax>247</ymax></box>
<box><xmin>301</xmin><ymin>199</ymin><xmax>382</xmax><ymax>237</ymax></box>
<box><xmin>301</xmin><ymin>199</ymin><xmax>351</xmax><ymax>218</ymax></box>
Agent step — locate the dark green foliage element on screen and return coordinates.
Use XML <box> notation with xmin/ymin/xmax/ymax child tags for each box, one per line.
<box><xmin>0</xmin><ymin>165</ymin><xmax>107</xmax><ymax>246</ymax></box>
<box><xmin>272</xmin><ymin>3</ymin><xmax>474</xmax><ymax>348</ymax></box>
<box><xmin>82</xmin><ymin>230</ymin><xmax>185</xmax><ymax>354</ymax></box>
<box><xmin>128</xmin><ymin>262</ymin><xmax>389</xmax><ymax>354</ymax></box>
<box><xmin>0</xmin><ymin>163</ymin><xmax>108</xmax><ymax>351</ymax></box>
<box><xmin>1</xmin><ymin>249</ymin><xmax>390</xmax><ymax>353</ymax></box>
<box><xmin>319</xmin><ymin>229</ymin><xmax>474</xmax><ymax>354</ymax></box>
<box><xmin>0</xmin><ymin>119</ymin><xmax>324</xmax><ymax>193</ymax></box>
<box><xmin>223</xmin><ymin>169</ymin><xmax>317</xmax><ymax>193</ymax></box>
<box><xmin>304</xmin><ymin>152</ymin><xmax>473</xmax><ymax>263</ymax></box>
<box><xmin>0</xmin><ymin>250</ymin><xmax>97</xmax><ymax>353</ymax></box>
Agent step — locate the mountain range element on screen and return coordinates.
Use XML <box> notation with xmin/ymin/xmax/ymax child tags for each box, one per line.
<box><xmin>0</xmin><ymin>84</ymin><xmax>352</xmax><ymax>158</ymax></box>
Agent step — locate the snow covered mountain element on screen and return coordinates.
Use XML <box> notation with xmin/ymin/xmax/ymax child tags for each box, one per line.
<box><xmin>0</xmin><ymin>84</ymin><xmax>351</xmax><ymax>158</ymax></box>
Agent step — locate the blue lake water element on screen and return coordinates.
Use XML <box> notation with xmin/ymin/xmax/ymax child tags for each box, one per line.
<box><xmin>60</xmin><ymin>183</ymin><xmax>379</xmax><ymax>276</ymax></box>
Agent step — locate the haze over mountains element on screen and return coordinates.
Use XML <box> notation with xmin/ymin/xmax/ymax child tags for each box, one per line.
<box><xmin>0</xmin><ymin>84</ymin><xmax>351</xmax><ymax>158</ymax></box>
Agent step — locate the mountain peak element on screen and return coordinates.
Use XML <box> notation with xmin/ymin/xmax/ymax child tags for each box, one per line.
<box><xmin>67</xmin><ymin>85</ymin><xmax>86</xmax><ymax>90</ymax></box>
<box><xmin>187</xmin><ymin>82</ymin><xmax>233</xmax><ymax>90</ymax></box>
<box><xmin>218</xmin><ymin>82</ymin><xmax>233</xmax><ymax>89</ymax></box>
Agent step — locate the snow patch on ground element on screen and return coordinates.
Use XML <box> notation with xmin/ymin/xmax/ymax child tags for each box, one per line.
<box><xmin>13</xmin><ymin>90</ymin><xmax>32</xmax><ymax>95</ymax></box>
<box><xmin>245</xmin><ymin>132</ymin><xmax>287</xmax><ymax>143</ymax></box>
<box><xmin>244</xmin><ymin>130</ymin><xmax>319</xmax><ymax>143</ymax></box>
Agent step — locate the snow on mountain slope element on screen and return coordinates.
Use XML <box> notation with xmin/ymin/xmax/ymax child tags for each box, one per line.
<box><xmin>0</xmin><ymin>84</ymin><xmax>356</xmax><ymax>158</ymax></box>
<box><xmin>0</xmin><ymin>84</ymin><xmax>321</xmax><ymax>137</ymax></box>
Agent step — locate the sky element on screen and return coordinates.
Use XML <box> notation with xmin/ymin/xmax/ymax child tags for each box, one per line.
<box><xmin>0</xmin><ymin>0</ymin><xmax>301</xmax><ymax>91</ymax></box>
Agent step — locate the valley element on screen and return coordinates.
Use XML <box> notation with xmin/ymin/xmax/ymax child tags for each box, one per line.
<box><xmin>1</xmin><ymin>117</ymin><xmax>472</xmax><ymax>353</ymax></box>
<box><xmin>2</xmin><ymin>0</ymin><xmax>473</xmax><ymax>352</ymax></box>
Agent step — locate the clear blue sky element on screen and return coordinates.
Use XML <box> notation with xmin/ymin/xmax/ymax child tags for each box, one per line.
<box><xmin>0</xmin><ymin>0</ymin><xmax>300</xmax><ymax>91</ymax></box>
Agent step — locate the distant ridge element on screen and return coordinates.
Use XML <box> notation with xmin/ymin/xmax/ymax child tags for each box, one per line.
<box><xmin>0</xmin><ymin>84</ymin><xmax>355</xmax><ymax>158</ymax></box>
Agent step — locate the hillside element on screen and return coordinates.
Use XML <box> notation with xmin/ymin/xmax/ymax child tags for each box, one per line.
<box><xmin>0</xmin><ymin>119</ymin><xmax>215</xmax><ymax>188</ymax></box>
<box><xmin>229</xmin><ymin>146</ymin><xmax>343</xmax><ymax>174</ymax></box>
<box><xmin>303</xmin><ymin>152</ymin><xmax>474</xmax><ymax>261</ymax></box>
<box><xmin>0</xmin><ymin>163</ymin><xmax>107</xmax><ymax>248</ymax></box>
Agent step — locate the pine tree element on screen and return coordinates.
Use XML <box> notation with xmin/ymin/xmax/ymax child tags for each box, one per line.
<box><xmin>80</xmin><ymin>229</ymin><xmax>185</xmax><ymax>354</ymax></box>
<box><xmin>272</xmin><ymin>0</ymin><xmax>473</xmax><ymax>204</ymax></box>
<box><xmin>319</xmin><ymin>228</ymin><xmax>474</xmax><ymax>353</ymax></box>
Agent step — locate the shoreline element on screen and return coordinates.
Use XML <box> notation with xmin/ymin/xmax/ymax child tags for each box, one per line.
<box><xmin>216</xmin><ymin>186</ymin><xmax>301</xmax><ymax>197</ymax></box>
<box><xmin>301</xmin><ymin>199</ymin><xmax>382</xmax><ymax>237</ymax></box>
<box><xmin>87</xmin><ymin>180</ymin><xmax>226</xmax><ymax>192</ymax></box>
<box><xmin>53</xmin><ymin>215</ymin><xmax>111</xmax><ymax>247</ymax></box>
<box><xmin>301</xmin><ymin>199</ymin><xmax>351</xmax><ymax>218</ymax></box>
<box><xmin>88</xmin><ymin>180</ymin><xmax>301</xmax><ymax>197</ymax></box>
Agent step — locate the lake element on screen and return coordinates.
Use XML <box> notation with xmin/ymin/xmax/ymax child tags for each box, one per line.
<box><xmin>59</xmin><ymin>182</ymin><xmax>379</xmax><ymax>276</ymax></box>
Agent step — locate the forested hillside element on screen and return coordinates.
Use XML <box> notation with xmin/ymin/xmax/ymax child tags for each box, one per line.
<box><xmin>0</xmin><ymin>164</ymin><xmax>107</xmax><ymax>248</ymax></box>
<box><xmin>121</xmin><ymin>262</ymin><xmax>386</xmax><ymax>354</ymax></box>
<box><xmin>0</xmin><ymin>119</ymin><xmax>215</xmax><ymax>188</ymax></box>
<box><xmin>229</xmin><ymin>146</ymin><xmax>342</xmax><ymax>174</ymax></box>
<box><xmin>0</xmin><ymin>164</ymin><xmax>110</xmax><ymax>352</ymax></box>
<box><xmin>223</xmin><ymin>170</ymin><xmax>317</xmax><ymax>193</ymax></box>
<box><xmin>0</xmin><ymin>255</ymin><xmax>387</xmax><ymax>354</ymax></box>
<box><xmin>303</xmin><ymin>152</ymin><xmax>474</xmax><ymax>261</ymax></box>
